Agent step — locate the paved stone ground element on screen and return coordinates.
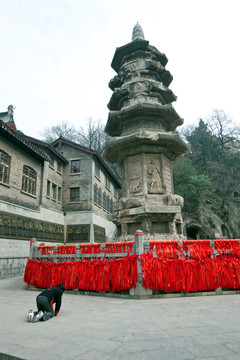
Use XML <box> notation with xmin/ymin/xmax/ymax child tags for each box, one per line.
<box><xmin>0</xmin><ymin>277</ymin><xmax>240</xmax><ymax>360</ymax></box>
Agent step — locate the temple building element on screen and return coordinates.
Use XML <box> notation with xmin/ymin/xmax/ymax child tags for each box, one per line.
<box><xmin>103</xmin><ymin>23</ymin><xmax>189</xmax><ymax>240</ymax></box>
<box><xmin>0</xmin><ymin>108</ymin><xmax>120</xmax><ymax>277</ymax></box>
<box><xmin>0</xmin><ymin>113</ymin><xmax>120</xmax><ymax>244</ymax></box>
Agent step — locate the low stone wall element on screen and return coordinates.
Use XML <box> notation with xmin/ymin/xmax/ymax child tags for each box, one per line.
<box><xmin>0</xmin><ymin>257</ymin><xmax>28</xmax><ymax>279</ymax></box>
<box><xmin>0</xmin><ymin>238</ymin><xmax>60</xmax><ymax>280</ymax></box>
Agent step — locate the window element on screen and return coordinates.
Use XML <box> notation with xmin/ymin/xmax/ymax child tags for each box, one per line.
<box><xmin>95</xmin><ymin>163</ymin><xmax>100</xmax><ymax>179</ymax></box>
<box><xmin>47</xmin><ymin>180</ymin><xmax>51</xmax><ymax>197</ymax></box>
<box><xmin>52</xmin><ymin>183</ymin><xmax>57</xmax><ymax>200</ymax></box>
<box><xmin>99</xmin><ymin>189</ymin><xmax>102</xmax><ymax>207</ymax></box>
<box><xmin>57</xmin><ymin>162</ymin><xmax>62</xmax><ymax>174</ymax></box>
<box><xmin>70</xmin><ymin>187</ymin><xmax>80</xmax><ymax>202</ymax></box>
<box><xmin>71</xmin><ymin>160</ymin><xmax>81</xmax><ymax>174</ymax></box>
<box><xmin>0</xmin><ymin>150</ymin><xmax>11</xmax><ymax>184</ymax></box>
<box><xmin>109</xmin><ymin>198</ymin><xmax>113</xmax><ymax>213</ymax></box>
<box><xmin>94</xmin><ymin>184</ymin><xmax>102</xmax><ymax>206</ymax></box>
<box><xmin>58</xmin><ymin>186</ymin><xmax>62</xmax><ymax>202</ymax></box>
<box><xmin>105</xmin><ymin>195</ymin><xmax>113</xmax><ymax>213</ymax></box>
<box><xmin>94</xmin><ymin>184</ymin><xmax>98</xmax><ymax>203</ymax></box>
<box><xmin>105</xmin><ymin>175</ymin><xmax>110</xmax><ymax>190</ymax></box>
<box><xmin>94</xmin><ymin>184</ymin><xmax>113</xmax><ymax>213</ymax></box>
<box><xmin>49</xmin><ymin>157</ymin><xmax>54</xmax><ymax>168</ymax></box>
<box><xmin>103</xmin><ymin>193</ymin><xmax>107</xmax><ymax>210</ymax></box>
<box><xmin>21</xmin><ymin>165</ymin><xmax>37</xmax><ymax>195</ymax></box>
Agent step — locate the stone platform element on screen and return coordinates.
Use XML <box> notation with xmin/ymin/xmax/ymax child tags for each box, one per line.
<box><xmin>0</xmin><ymin>276</ymin><xmax>240</xmax><ymax>359</ymax></box>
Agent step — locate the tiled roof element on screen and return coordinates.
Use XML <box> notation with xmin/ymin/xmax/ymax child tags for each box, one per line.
<box><xmin>0</xmin><ymin>120</ymin><xmax>48</xmax><ymax>161</ymax></box>
<box><xmin>23</xmin><ymin>135</ymin><xmax>68</xmax><ymax>164</ymax></box>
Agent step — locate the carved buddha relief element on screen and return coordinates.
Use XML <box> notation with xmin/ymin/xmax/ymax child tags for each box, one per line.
<box><xmin>128</xmin><ymin>155</ymin><xmax>142</xmax><ymax>194</ymax></box>
<box><xmin>146</xmin><ymin>156</ymin><xmax>163</xmax><ymax>194</ymax></box>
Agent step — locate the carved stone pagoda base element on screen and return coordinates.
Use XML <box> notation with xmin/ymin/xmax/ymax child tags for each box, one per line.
<box><xmin>110</xmin><ymin>204</ymin><xmax>184</xmax><ymax>241</ymax></box>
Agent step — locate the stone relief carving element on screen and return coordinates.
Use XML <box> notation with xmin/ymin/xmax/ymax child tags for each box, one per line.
<box><xmin>146</xmin><ymin>158</ymin><xmax>163</xmax><ymax>194</ymax></box>
<box><xmin>164</xmin><ymin>194</ymin><xmax>184</xmax><ymax>208</ymax></box>
<box><xmin>129</xmin><ymin>156</ymin><xmax>142</xmax><ymax>193</ymax></box>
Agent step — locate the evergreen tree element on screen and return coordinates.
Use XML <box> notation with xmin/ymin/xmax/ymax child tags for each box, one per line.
<box><xmin>173</xmin><ymin>156</ymin><xmax>211</xmax><ymax>212</ymax></box>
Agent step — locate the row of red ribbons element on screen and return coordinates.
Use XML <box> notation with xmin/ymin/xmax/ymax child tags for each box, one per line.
<box><xmin>24</xmin><ymin>239</ymin><xmax>240</xmax><ymax>292</ymax></box>
<box><xmin>143</xmin><ymin>239</ymin><xmax>240</xmax><ymax>291</ymax></box>
<box><xmin>141</xmin><ymin>255</ymin><xmax>240</xmax><ymax>292</ymax></box>
<box><xmin>24</xmin><ymin>255</ymin><xmax>138</xmax><ymax>291</ymax></box>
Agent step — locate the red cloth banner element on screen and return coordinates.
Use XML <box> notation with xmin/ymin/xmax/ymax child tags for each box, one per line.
<box><xmin>79</xmin><ymin>244</ymin><xmax>101</xmax><ymax>254</ymax></box>
<box><xmin>56</xmin><ymin>245</ymin><xmax>76</xmax><ymax>254</ymax></box>
<box><xmin>39</xmin><ymin>245</ymin><xmax>55</xmax><ymax>255</ymax></box>
<box><xmin>38</xmin><ymin>241</ymin><xmax>134</xmax><ymax>256</ymax></box>
<box><xmin>104</xmin><ymin>241</ymin><xmax>134</xmax><ymax>255</ymax></box>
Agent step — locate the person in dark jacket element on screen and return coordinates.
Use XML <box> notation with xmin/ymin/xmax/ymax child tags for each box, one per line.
<box><xmin>28</xmin><ymin>284</ymin><xmax>65</xmax><ymax>322</ymax></box>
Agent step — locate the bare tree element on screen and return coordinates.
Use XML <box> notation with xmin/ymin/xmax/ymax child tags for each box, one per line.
<box><xmin>40</xmin><ymin>118</ymin><xmax>110</xmax><ymax>153</ymax></box>
<box><xmin>206</xmin><ymin>109</ymin><xmax>240</xmax><ymax>150</ymax></box>
<box><xmin>77</xmin><ymin>118</ymin><xmax>110</xmax><ymax>154</ymax></box>
<box><xmin>40</xmin><ymin>121</ymin><xmax>78</xmax><ymax>143</ymax></box>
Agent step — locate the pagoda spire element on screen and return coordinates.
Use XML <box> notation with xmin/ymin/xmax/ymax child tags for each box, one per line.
<box><xmin>132</xmin><ymin>23</ymin><xmax>145</xmax><ymax>41</ymax></box>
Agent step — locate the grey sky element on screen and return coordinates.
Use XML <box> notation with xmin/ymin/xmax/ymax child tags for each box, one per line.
<box><xmin>0</xmin><ymin>0</ymin><xmax>239</xmax><ymax>138</ymax></box>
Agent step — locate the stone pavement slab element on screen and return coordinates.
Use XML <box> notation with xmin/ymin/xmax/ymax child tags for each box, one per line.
<box><xmin>0</xmin><ymin>277</ymin><xmax>240</xmax><ymax>359</ymax></box>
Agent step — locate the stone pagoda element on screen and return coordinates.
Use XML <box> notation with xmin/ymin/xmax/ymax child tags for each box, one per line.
<box><xmin>103</xmin><ymin>23</ymin><xmax>189</xmax><ymax>241</ymax></box>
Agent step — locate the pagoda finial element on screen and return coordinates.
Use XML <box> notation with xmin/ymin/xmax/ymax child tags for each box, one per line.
<box><xmin>132</xmin><ymin>23</ymin><xmax>145</xmax><ymax>41</ymax></box>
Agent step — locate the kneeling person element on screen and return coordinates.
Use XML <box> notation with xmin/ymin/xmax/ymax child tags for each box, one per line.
<box><xmin>28</xmin><ymin>284</ymin><xmax>65</xmax><ymax>322</ymax></box>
